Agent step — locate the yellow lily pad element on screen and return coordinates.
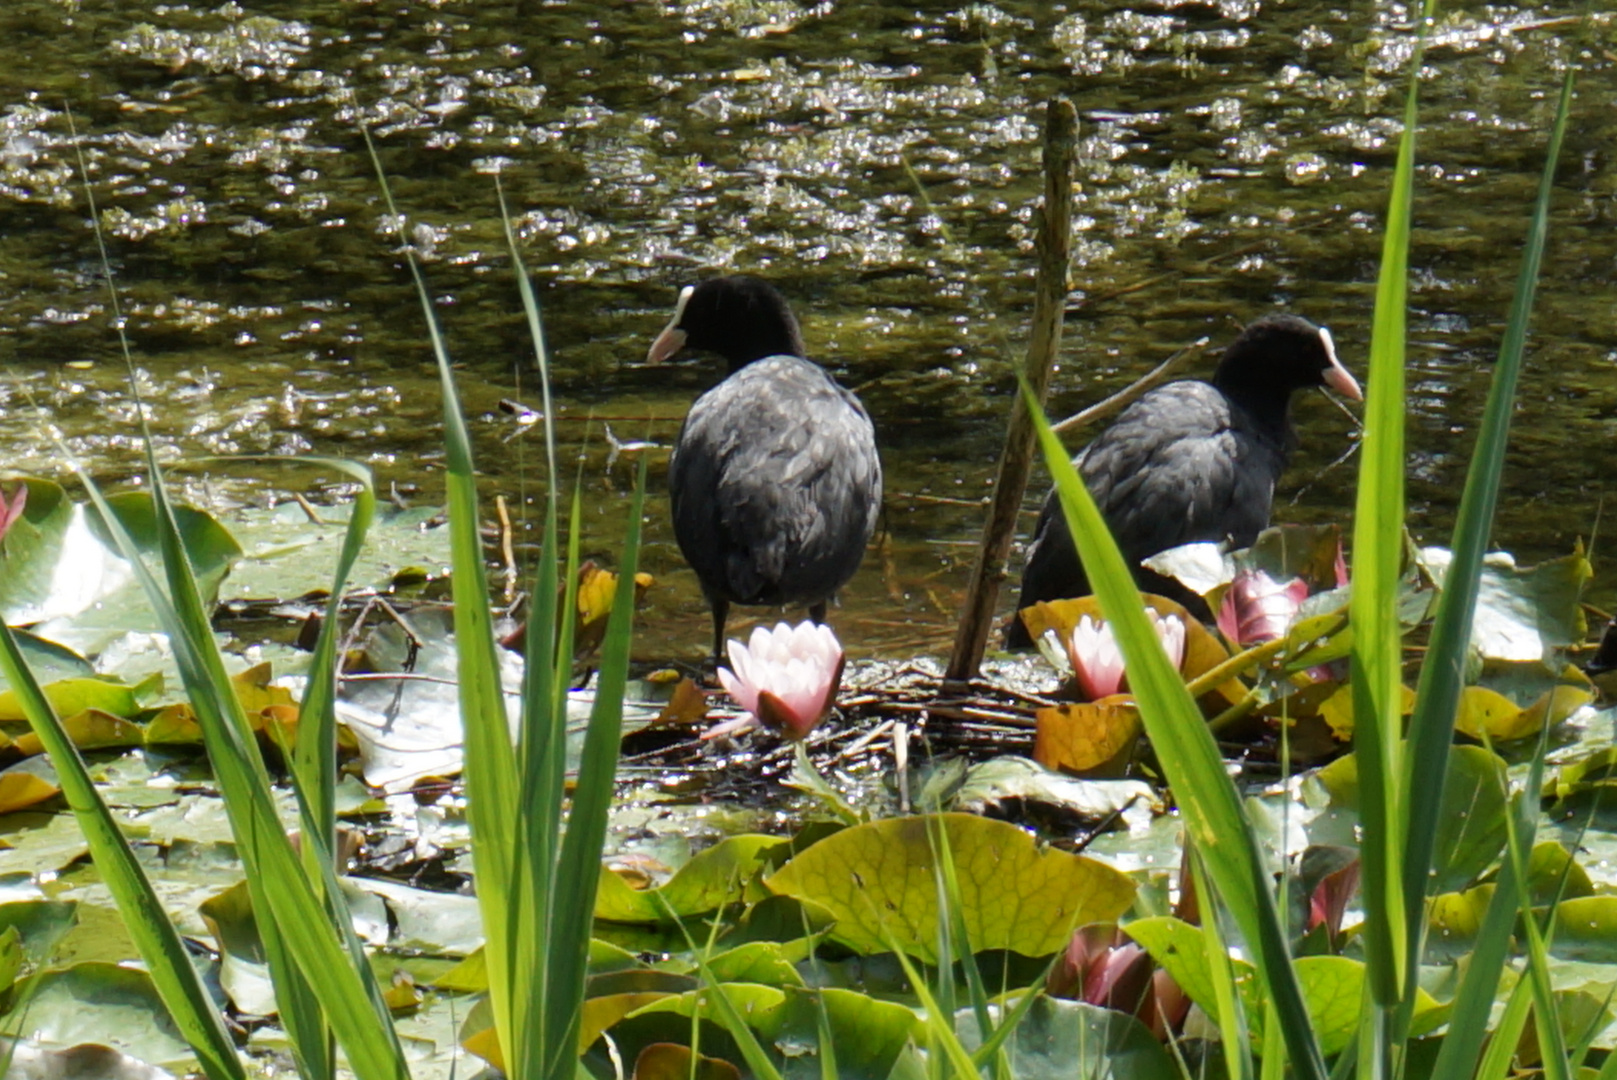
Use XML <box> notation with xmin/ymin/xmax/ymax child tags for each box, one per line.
<box><xmin>1033</xmin><ymin>699</ymin><xmax>1141</xmax><ymax>774</ymax></box>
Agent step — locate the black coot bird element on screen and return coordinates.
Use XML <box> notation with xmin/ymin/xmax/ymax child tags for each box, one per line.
<box><xmin>647</xmin><ymin>276</ymin><xmax>882</xmax><ymax>661</ymax></box>
<box><xmin>1006</xmin><ymin>313</ymin><xmax>1362</xmax><ymax>648</ymax></box>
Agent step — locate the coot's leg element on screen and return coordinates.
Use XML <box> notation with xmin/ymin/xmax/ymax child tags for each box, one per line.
<box><xmin>808</xmin><ymin>601</ymin><xmax>827</xmax><ymax>625</ymax></box>
<box><xmin>709</xmin><ymin>598</ymin><xmax>730</xmax><ymax>668</ymax></box>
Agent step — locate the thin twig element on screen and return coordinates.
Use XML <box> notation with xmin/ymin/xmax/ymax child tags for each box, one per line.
<box><xmin>1050</xmin><ymin>337</ymin><xmax>1209</xmax><ymax>435</ymax></box>
<box><xmin>495</xmin><ymin>494</ymin><xmax>518</xmax><ymax>603</ymax></box>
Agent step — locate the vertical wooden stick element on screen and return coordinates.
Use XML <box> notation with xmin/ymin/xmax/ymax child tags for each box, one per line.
<box><xmin>944</xmin><ymin>98</ymin><xmax>1076</xmax><ymax>682</ymax></box>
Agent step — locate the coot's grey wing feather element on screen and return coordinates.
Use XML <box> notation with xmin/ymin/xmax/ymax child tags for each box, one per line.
<box><xmin>1078</xmin><ymin>382</ymin><xmax>1283</xmax><ymax>561</ymax></box>
<box><xmin>671</xmin><ymin>357</ymin><xmax>880</xmax><ymax>606</ymax></box>
<box><xmin>1007</xmin><ymin>382</ymin><xmax>1286</xmax><ymax>646</ymax></box>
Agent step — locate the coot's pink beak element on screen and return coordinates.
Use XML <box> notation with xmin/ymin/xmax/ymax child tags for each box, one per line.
<box><xmin>646</xmin><ymin>285</ymin><xmax>694</xmax><ymax>363</ymax></box>
<box><xmin>1318</xmin><ymin>328</ymin><xmax>1363</xmax><ymax>401</ymax></box>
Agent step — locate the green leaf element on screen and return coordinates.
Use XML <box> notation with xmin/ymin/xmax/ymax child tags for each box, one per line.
<box><xmin>0</xmin><ymin>626</ymin><xmax>245</xmax><ymax>1080</ymax></box>
<box><xmin>1023</xmin><ymin>380</ymin><xmax>1325</xmax><ymax>1077</ymax></box>
<box><xmin>636</xmin><ymin>984</ymin><xmax>919</xmax><ymax>1080</ymax></box>
<box><xmin>0</xmin><ymin>678</ymin><xmax>139</xmax><ymax>723</ymax></box>
<box><xmin>595</xmin><ymin>836</ymin><xmax>790</xmax><ymax>923</ymax></box>
<box><xmin>6</xmin><ymin>962</ymin><xmax>199</xmax><ymax>1069</ymax></box>
<box><xmin>1317</xmin><ymin>745</ymin><xmax>1508</xmax><ymax>894</ymax></box>
<box><xmin>703</xmin><ymin>942</ymin><xmax>808</xmax><ymax>988</ymax></box>
<box><xmin>0</xmin><ymin>901</ymin><xmax>78</xmax><ymax>963</ymax></box>
<box><xmin>764</xmin><ymin>813</ymin><xmax>1134</xmax><ymax>962</ymax></box>
<box><xmin>1404</xmin><ymin>62</ymin><xmax>1577</xmax><ymax>1067</ymax></box>
<box><xmin>1418</xmin><ymin>546</ymin><xmax>1591</xmax><ymax>664</ymax></box>
<box><xmin>1543</xmin><ymin>897</ymin><xmax>1617</xmax><ymax>963</ymax></box>
<box><xmin>956</xmin><ymin>996</ymin><xmax>1176</xmax><ymax>1079</ymax></box>
<box><xmin>1127</xmin><ymin>918</ymin><xmax>1445</xmax><ymax>1057</ymax></box>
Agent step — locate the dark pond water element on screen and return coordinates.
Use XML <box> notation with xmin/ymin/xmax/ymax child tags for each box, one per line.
<box><xmin>0</xmin><ymin>0</ymin><xmax>1612</xmax><ymax>661</ymax></box>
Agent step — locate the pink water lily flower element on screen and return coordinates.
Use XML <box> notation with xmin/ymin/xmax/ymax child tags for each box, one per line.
<box><xmin>1216</xmin><ymin>568</ymin><xmax>1310</xmax><ymax>646</ymax></box>
<box><xmin>711</xmin><ymin>621</ymin><xmax>845</xmax><ymax>741</ymax></box>
<box><xmin>1067</xmin><ymin>609</ymin><xmax>1186</xmax><ymax>701</ymax></box>
<box><xmin>0</xmin><ymin>483</ymin><xmax>26</xmax><ymax>544</ymax></box>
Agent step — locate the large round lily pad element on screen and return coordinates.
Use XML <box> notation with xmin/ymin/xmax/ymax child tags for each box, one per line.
<box><xmin>764</xmin><ymin>813</ymin><xmax>1134</xmax><ymax>962</ymax></box>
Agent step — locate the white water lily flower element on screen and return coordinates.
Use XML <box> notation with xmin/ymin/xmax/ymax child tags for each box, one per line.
<box><xmin>712</xmin><ymin>621</ymin><xmax>846</xmax><ymax>741</ymax></box>
<box><xmin>1067</xmin><ymin>609</ymin><xmax>1186</xmax><ymax>701</ymax></box>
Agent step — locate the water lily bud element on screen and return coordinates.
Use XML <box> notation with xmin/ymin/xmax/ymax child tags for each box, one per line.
<box><xmin>1216</xmin><ymin>569</ymin><xmax>1309</xmax><ymax>646</ymax></box>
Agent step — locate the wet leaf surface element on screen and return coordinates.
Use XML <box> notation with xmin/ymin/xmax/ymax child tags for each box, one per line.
<box><xmin>765</xmin><ymin>813</ymin><xmax>1134</xmax><ymax>962</ymax></box>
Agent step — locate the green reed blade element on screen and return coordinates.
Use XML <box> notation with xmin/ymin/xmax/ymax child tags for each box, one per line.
<box><xmin>74</xmin><ymin>117</ymin><xmax>403</xmax><ymax>1077</ymax></box>
<box><xmin>364</xmin><ymin>128</ymin><xmax>527</xmax><ymax>1073</ymax></box>
<box><xmin>544</xmin><ymin>458</ymin><xmax>646</xmax><ymax>1080</ymax></box>
<box><xmin>0</xmin><ymin>623</ymin><xmax>247</xmax><ymax>1080</ymax></box>
<box><xmin>288</xmin><ymin>459</ymin><xmax>377</xmax><ymax>868</ymax></box>
<box><xmin>1023</xmin><ymin>381</ymin><xmax>1325</xmax><ymax>1079</ymax></box>
<box><xmin>1347</xmin><ymin>9</ymin><xmax>1430</xmax><ymax>1015</ymax></box>
<box><xmin>1402</xmin><ymin>64</ymin><xmax>1577</xmax><ymax>1003</ymax></box>
<box><xmin>79</xmin><ymin>475</ymin><xmax>409</xmax><ymax>1080</ymax></box>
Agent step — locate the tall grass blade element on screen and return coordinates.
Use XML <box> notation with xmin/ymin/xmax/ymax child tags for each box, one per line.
<box><xmin>1190</xmin><ymin>854</ymin><xmax>1253</xmax><ymax>1080</ymax></box>
<box><xmin>71</xmin><ymin>110</ymin><xmax>343</xmax><ymax>1080</ymax></box>
<box><xmin>927</xmin><ymin>814</ymin><xmax>992</xmax><ymax>1045</ymax></box>
<box><xmin>288</xmin><ymin>459</ymin><xmax>378</xmax><ymax>864</ymax></box>
<box><xmin>278</xmin><ymin>457</ymin><xmax>375</xmax><ymax>1080</ymax></box>
<box><xmin>1497</xmin><ymin>730</ymin><xmax>1567</xmax><ymax>1080</ymax></box>
<box><xmin>0</xmin><ymin>625</ymin><xmax>246</xmax><ymax>1080</ymax></box>
<box><xmin>1475</xmin><ymin>976</ymin><xmax>1534</xmax><ymax>1079</ymax></box>
<box><xmin>544</xmin><ymin>459</ymin><xmax>646</xmax><ymax>1079</ymax></box>
<box><xmin>1348</xmin><ymin>4</ymin><xmax>1433</xmax><ymax>1015</ymax></box>
<box><xmin>75</xmin><ymin>475</ymin><xmax>409</xmax><ymax>1080</ymax></box>
<box><xmin>364</xmin><ymin>128</ymin><xmax>528</xmax><ymax>1074</ymax></box>
<box><xmin>72</xmin><ymin>121</ymin><xmax>404</xmax><ymax>1080</ymax></box>
<box><xmin>1022</xmin><ymin>381</ymin><xmax>1325</xmax><ymax>1079</ymax></box>
<box><xmin>1401</xmin><ymin>65</ymin><xmax>1576</xmax><ymax>1002</ymax></box>
<box><xmin>888</xmin><ymin>943</ymin><xmax>987</xmax><ymax>1080</ymax></box>
<box><xmin>659</xmin><ymin>898</ymin><xmax>787</xmax><ymax>1080</ymax></box>
<box><xmin>499</xmin><ymin>194</ymin><xmax>569</xmax><ymax>1080</ymax></box>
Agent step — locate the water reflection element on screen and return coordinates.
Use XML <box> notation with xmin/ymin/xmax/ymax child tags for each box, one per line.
<box><xmin>0</xmin><ymin>0</ymin><xmax>1609</xmax><ymax>659</ymax></box>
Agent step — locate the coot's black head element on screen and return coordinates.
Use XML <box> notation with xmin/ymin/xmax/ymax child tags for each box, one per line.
<box><xmin>646</xmin><ymin>276</ymin><xmax>807</xmax><ymax>373</ymax></box>
<box><xmin>1213</xmin><ymin>313</ymin><xmax>1362</xmax><ymax>425</ymax></box>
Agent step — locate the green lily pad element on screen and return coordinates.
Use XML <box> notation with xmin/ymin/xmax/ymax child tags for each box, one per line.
<box><xmin>0</xmin><ymin>480</ymin><xmax>76</xmax><ymax>623</ymax></box>
<box><xmin>955</xmin><ymin>996</ymin><xmax>1175</xmax><ymax>1079</ymax></box>
<box><xmin>344</xmin><ymin>877</ymin><xmax>482</xmax><ymax>956</ymax></box>
<box><xmin>764</xmin><ymin>813</ymin><xmax>1134</xmax><ymax>962</ymax></box>
<box><xmin>0</xmin><ymin>926</ymin><xmax>22</xmax><ymax>994</ymax></box>
<box><xmin>0</xmin><ymin>669</ymin><xmax>140</xmax><ymax>730</ymax></box>
<box><xmin>1427</xmin><ymin>885</ymin><xmax>1495</xmax><ymax>960</ymax></box>
<box><xmin>0</xmin><ymin>630</ymin><xmax>94</xmax><ymax>692</ymax></box>
<box><xmin>704</xmin><ymin>941</ymin><xmax>808</xmax><ymax>987</ymax></box>
<box><xmin>948</xmin><ymin>755</ymin><xmax>1161</xmax><ymax>824</ymax></box>
<box><xmin>635</xmin><ymin>984</ymin><xmax>919</xmax><ymax>1080</ymax></box>
<box><xmin>1315</xmin><ymin>744</ymin><xmax>1508</xmax><ymax>893</ymax></box>
<box><xmin>596</xmin><ymin>835</ymin><xmax>790</xmax><ymax>923</ymax></box>
<box><xmin>1122</xmin><ymin>916</ymin><xmax>1234</xmax><ymax>1026</ymax></box>
<box><xmin>0</xmin><ymin>1039</ymin><xmax>183</xmax><ymax>1080</ymax></box>
<box><xmin>5</xmin><ymin>490</ymin><xmax>241</xmax><ymax>658</ymax></box>
<box><xmin>4</xmin><ymin>963</ymin><xmax>195</xmax><ymax>1068</ymax></box>
<box><xmin>1545</xmin><ymin>896</ymin><xmax>1617</xmax><ymax>963</ymax></box>
<box><xmin>1420</xmin><ymin>545</ymin><xmax>1590</xmax><ymax>663</ymax></box>
<box><xmin>1126</xmin><ymin>917</ymin><xmax>1443</xmax><ymax>1055</ymax></box>
<box><xmin>221</xmin><ymin>501</ymin><xmax>449</xmax><ymax>600</ymax></box>
<box><xmin>0</xmin><ymin>900</ymin><xmax>77</xmax><ymax>963</ymax></box>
